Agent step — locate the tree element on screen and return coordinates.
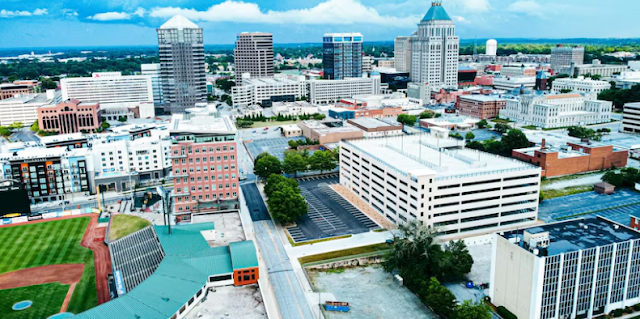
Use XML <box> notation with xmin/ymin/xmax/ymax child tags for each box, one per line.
<box><xmin>423</xmin><ymin>277</ymin><xmax>457</xmax><ymax>318</ymax></box>
<box><xmin>420</xmin><ymin>110</ymin><xmax>436</xmax><ymax>119</ymax></box>
<box><xmin>591</xmin><ymin>74</ymin><xmax>602</xmax><ymax>80</ymax></box>
<box><xmin>466</xmin><ymin>140</ymin><xmax>485</xmax><ymax>151</ymax></box>
<box><xmin>30</xmin><ymin>121</ymin><xmax>39</xmax><ymax>132</ymax></box>
<box><xmin>465</xmin><ymin>132</ymin><xmax>475</xmax><ymax>140</ymax></box>
<box><xmin>288</xmin><ymin>140</ymin><xmax>299</xmax><ymax>149</ymax></box>
<box><xmin>493</xmin><ymin>123</ymin><xmax>511</xmax><ymax>133</ymax></box>
<box><xmin>397</xmin><ymin>114</ymin><xmax>418</xmax><ymax>127</ymax></box>
<box><xmin>560</xmin><ymin>88</ymin><xmax>572</xmax><ymax>93</ymax></box>
<box><xmin>453</xmin><ymin>301</ymin><xmax>492</xmax><ymax>319</ymax></box>
<box><xmin>313</xmin><ymin>113</ymin><xmax>326</xmax><ymax>120</ymax></box>
<box><xmin>0</xmin><ymin>126</ymin><xmax>11</xmax><ymax>137</ymax></box>
<box><xmin>441</xmin><ymin>240</ymin><xmax>474</xmax><ymax>281</ymax></box>
<box><xmin>567</xmin><ymin>126</ymin><xmax>597</xmax><ymax>139</ymax></box>
<box><xmin>265</xmin><ymin>174</ymin><xmax>299</xmax><ymax>198</ymax></box>
<box><xmin>477</xmin><ymin>119</ymin><xmax>488</xmax><ymax>129</ymax></box>
<box><xmin>309</xmin><ymin>150</ymin><xmax>337</xmax><ymax>174</ymax></box>
<box><xmin>7</xmin><ymin>75</ymin><xmax>18</xmax><ymax>83</ymax></box>
<box><xmin>602</xmin><ymin>167</ymin><xmax>640</xmax><ymax>188</ymax></box>
<box><xmin>254</xmin><ymin>152</ymin><xmax>270</xmax><ymax>166</ymax></box>
<box><xmin>8</xmin><ymin>122</ymin><xmax>24</xmax><ymax>130</ymax></box>
<box><xmin>283</xmin><ymin>152</ymin><xmax>307</xmax><ymax>177</ymax></box>
<box><xmin>118</xmin><ymin>116</ymin><xmax>127</xmax><ymax>122</ymax></box>
<box><xmin>501</xmin><ymin>129</ymin><xmax>530</xmax><ymax>154</ymax></box>
<box><xmin>267</xmin><ymin>185</ymin><xmax>308</xmax><ymax>223</ymax></box>
<box><xmin>101</xmin><ymin>121</ymin><xmax>110</xmax><ymax>129</ymax></box>
<box><xmin>254</xmin><ymin>154</ymin><xmax>283</xmax><ymax>181</ymax></box>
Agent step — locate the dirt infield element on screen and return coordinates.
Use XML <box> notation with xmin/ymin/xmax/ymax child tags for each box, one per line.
<box><xmin>0</xmin><ymin>264</ymin><xmax>84</xmax><ymax>290</ymax></box>
<box><xmin>81</xmin><ymin>215</ymin><xmax>111</xmax><ymax>304</ymax></box>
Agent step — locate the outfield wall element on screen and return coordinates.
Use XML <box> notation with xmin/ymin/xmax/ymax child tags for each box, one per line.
<box><xmin>1</xmin><ymin>207</ymin><xmax>99</xmax><ymax>226</ymax></box>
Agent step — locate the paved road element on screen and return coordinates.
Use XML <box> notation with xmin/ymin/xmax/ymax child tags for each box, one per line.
<box><xmin>9</xmin><ymin>128</ymin><xmax>40</xmax><ymax>142</ymax></box>
<box><xmin>241</xmin><ymin>183</ymin><xmax>314</xmax><ymax>319</ymax></box>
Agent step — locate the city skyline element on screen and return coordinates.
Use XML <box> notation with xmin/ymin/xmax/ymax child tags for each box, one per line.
<box><xmin>0</xmin><ymin>0</ymin><xmax>639</xmax><ymax>48</ymax></box>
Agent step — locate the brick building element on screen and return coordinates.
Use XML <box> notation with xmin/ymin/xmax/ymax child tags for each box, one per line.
<box><xmin>456</xmin><ymin>95</ymin><xmax>506</xmax><ymax>119</ymax></box>
<box><xmin>168</xmin><ymin>106</ymin><xmax>239</xmax><ymax>222</ymax></box>
<box><xmin>37</xmin><ymin>99</ymin><xmax>102</xmax><ymax>134</ymax></box>
<box><xmin>347</xmin><ymin>118</ymin><xmax>403</xmax><ymax>138</ymax></box>
<box><xmin>0</xmin><ymin>83</ymin><xmax>35</xmax><ymax>100</ymax></box>
<box><xmin>298</xmin><ymin>120</ymin><xmax>363</xmax><ymax>144</ymax></box>
<box><xmin>512</xmin><ymin>139</ymin><xmax>628</xmax><ymax>177</ymax></box>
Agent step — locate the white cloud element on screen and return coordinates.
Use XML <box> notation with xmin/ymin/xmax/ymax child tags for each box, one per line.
<box><xmin>452</xmin><ymin>16</ymin><xmax>469</xmax><ymax>23</ymax></box>
<box><xmin>0</xmin><ymin>8</ymin><xmax>48</xmax><ymax>18</ymax></box>
<box><xmin>88</xmin><ymin>11</ymin><xmax>132</xmax><ymax>21</ymax></box>
<box><xmin>62</xmin><ymin>9</ymin><xmax>79</xmax><ymax>17</ymax></box>
<box><xmin>149</xmin><ymin>0</ymin><xmax>420</xmax><ymax>27</ymax></box>
<box><xmin>133</xmin><ymin>8</ymin><xmax>146</xmax><ymax>17</ymax></box>
<box><xmin>458</xmin><ymin>0</ymin><xmax>491</xmax><ymax>12</ymax></box>
<box><xmin>507</xmin><ymin>1</ymin><xmax>544</xmax><ymax>16</ymax></box>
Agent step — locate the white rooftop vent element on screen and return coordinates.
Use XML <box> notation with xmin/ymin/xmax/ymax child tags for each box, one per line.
<box><xmin>614</xmin><ymin>224</ymin><xmax>620</xmax><ymax>230</ymax></box>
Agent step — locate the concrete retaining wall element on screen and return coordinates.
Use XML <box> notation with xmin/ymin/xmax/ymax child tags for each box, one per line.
<box><xmin>307</xmin><ymin>254</ymin><xmax>384</xmax><ymax>270</ymax></box>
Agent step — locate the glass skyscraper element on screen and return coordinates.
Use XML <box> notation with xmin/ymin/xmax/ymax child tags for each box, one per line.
<box><xmin>322</xmin><ymin>33</ymin><xmax>363</xmax><ymax>80</ymax></box>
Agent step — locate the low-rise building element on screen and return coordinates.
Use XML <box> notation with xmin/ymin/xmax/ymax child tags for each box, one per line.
<box><xmin>568</xmin><ymin>61</ymin><xmax>628</xmax><ymax>78</ymax></box>
<box><xmin>456</xmin><ymin>95</ymin><xmax>506</xmax><ymax>119</ymax></box>
<box><xmin>271</xmin><ymin>101</ymin><xmax>318</xmax><ymax>116</ymax></box>
<box><xmin>512</xmin><ymin>139</ymin><xmax>628</xmax><ymax>177</ymax></box>
<box><xmin>551</xmin><ymin>77</ymin><xmax>611</xmax><ymax>94</ymax></box>
<box><xmin>281</xmin><ymin>124</ymin><xmax>302</xmax><ymax>137</ymax></box>
<box><xmin>340</xmin><ymin>134</ymin><xmax>540</xmax><ymax>238</ymax></box>
<box><xmin>0</xmin><ymin>83</ymin><xmax>35</xmax><ymax>100</ymax></box>
<box><xmin>230</xmin><ymin>104</ymin><xmax>263</xmax><ymax>120</ymax></box>
<box><xmin>0</xmin><ymin>90</ymin><xmax>61</xmax><ymax>126</ymax></box>
<box><xmin>611</xmin><ymin>71</ymin><xmax>640</xmax><ymax>89</ymax></box>
<box><xmin>500</xmin><ymin>93</ymin><xmax>612</xmax><ymax>128</ymax></box>
<box><xmin>491</xmin><ymin>217</ymin><xmax>640</xmax><ymax>319</ymax></box>
<box><xmin>61</xmin><ymin>72</ymin><xmax>154</xmax><ymax>105</ymax></box>
<box><xmin>347</xmin><ymin>118</ymin><xmax>403</xmax><ymax>138</ymax></box>
<box><xmin>500</xmin><ymin>66</ymin><xmax>537</xmax><ymax>77</ymax></box>
<box><xmin>493</xmin><ymin>76</ymin><xmax>536</xmax><ymax>90</ymax></box>
<box><xmin>623</xmin><ymin>102</ymin><xmax>640</xmax><ymax>134</ymax></box>
<box><xmin>37</xmin><ymin>99</ymin><xmax>102</xmax><ymax>134</ymax></box>
<box><xmin>419</xmin><ymin>115</ymin><xmax>479</xmax><ymax>131</ymax></box>
<box><xmin>298</xmin><ymin>120</ymin><xmax>363</xmax><ymax>144</ymax></box>
<box><xmin>407</xmin><ymin>82</ymin><xmax>432</xmax><ymax>105</ymax></box>
<box><xmin>231</xmin><ymin>75</ymin><xmax>306</xmax><ymax>108</ymax></box>
<box><xmin>306</xmin><ymin>76</ymin><xmax>381</xmax><ymax>105</ymax></box>
<box><xmin>329</xmin><ymin>106</ymin><xmax>403</xmax><ymax>120</ymax></box>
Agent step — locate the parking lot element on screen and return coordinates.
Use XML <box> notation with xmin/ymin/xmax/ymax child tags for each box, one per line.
<box><xmin>538</xmin><ymin>189</ymin><xmax>640</xmax><ymax>223</ymax></box>
<box><xmin>287</xmin><ymin>175</ymin><xmax>379</xmax><ymax>243</ymax></box>
<box><xmin>245</xmin><ymin>136</ymin><xmax>305</xmax><ymax>162</ymax></box>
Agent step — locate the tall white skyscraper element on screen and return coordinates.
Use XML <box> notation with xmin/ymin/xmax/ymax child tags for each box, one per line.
<box><xmin>410</xmin><ymin>1</ymin><xmax>459</xmax><ymax>87</ymax></box>
<box><xmin>394</xmin><ymin>36</ymin><xmax>412</xmax><ymax>73</ymax></box>
<box><xmin>486</xmin><ymin>39</ymin><xmax>497</xmax><ymax>56</ymax></box>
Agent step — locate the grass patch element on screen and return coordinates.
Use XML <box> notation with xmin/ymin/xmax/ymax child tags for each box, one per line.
<box><xmin>287</xmin><ymin>233</ymin><xmax>352</xmax><ymax>247</ymax></box>
<box><xmin>0</xmin><ymin>217</ymin><xmax>90</xmax><ymax>273</ymax></box>
<box><xmin>110</xmin><ymin>215</ymin><xmax>151</xmax><ymax>241</ymax></box>
<box><xmin>541</xmin><ymin>171</ymin><xmax>605</xmax><ymax>186</ymax></box>
<box><xmin>522</xmin><ymin>125</ymin><xmax>538</xmax><ymax>130</ymax></box>
<box><xmin>543</xmin><ymin>186</ymin><xmax>594</xmax><ymax>199</ymax></box>
<box><xmin>491</xmin><ymin>119</ymin><xmax>513</xmax><ymax>124</ymax></box>
<box><xmin>0</xmin><ymin>217</ymin><xmax>97</xmax><ymax>315</ymax></box>
<box><xmin>0</xmin><ymin>283</ymin><xmax>69</xmax><ymax>319</ymax></box>
<box><xmin>299</xmin><ymin>243</ymin><xmax>390</xmax><ymax>265</ymax></box>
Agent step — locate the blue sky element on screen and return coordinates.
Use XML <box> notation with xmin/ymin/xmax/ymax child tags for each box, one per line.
<box><xmin>0</xmin><ymin>0</ymin><xmax>639</xmax><ymax>48</ymax></box>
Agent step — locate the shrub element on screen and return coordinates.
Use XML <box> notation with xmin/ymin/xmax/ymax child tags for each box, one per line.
<box><xmin>634</xmin><ymin>303</ymin><xmax>640</xmax><ymax>311</ymax></box>
<box><xmin>497</xmin><ymin>306</ymin><xmax>518</xmax><ymax>319</ymax></box>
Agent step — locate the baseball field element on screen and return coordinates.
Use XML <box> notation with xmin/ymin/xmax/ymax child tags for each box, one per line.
<box><xmin>0</xmin><ymin>216</ymin><xmax>109</xmax><ymax>319</ymax></box>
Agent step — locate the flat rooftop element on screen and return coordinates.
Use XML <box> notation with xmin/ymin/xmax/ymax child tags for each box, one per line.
<box><xmin>459</xmin><ymin>95</ymin><xmax>506</xmax><ymax>102</ymax></box>
<box><xmin>503</xmin><ymin>217</ymin><xmax>640</xmax><ymax>256</ymax></box>
<box><xmin>343</xmin><ymin>135</ymin><xmax>538</xmax><ymax>180</ymax></box>
<box><xmin>348</xmin><ymin>117</ymin><xmax>401</xmax><ymax>129</ymax></box>
<box><xmin>184</xmin><ymin>286</ymin><xmax>266</xmax><ymax>319</ymax></box>
<box><xmin>244</xmin><ymin>77</ymin><xmax>301</xmax><ymax>86</ymax></box>
<box><xmin>0</xmin><ymin>93</ymin><xmax>50</xmax><ymax>104</ymax></box>
<box><xmin>171</xmin><ymin>110</ymin><xmax>236</xmax><ymax>134</ymax></box>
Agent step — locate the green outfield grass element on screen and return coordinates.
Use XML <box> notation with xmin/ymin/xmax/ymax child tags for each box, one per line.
<box><xmin>0</xmin><ymin>217</ymin><xmax>97</xmax><ymax>317</ymax></box>
<box><xmin>0</xmin><ymin>283</ymin><xmax>69</xmax><ymax>319</ymax></box>
<box><xmin>109</xmin><ymin>214</ymin><xmax>151</xmax><ymax>241</ymax></box>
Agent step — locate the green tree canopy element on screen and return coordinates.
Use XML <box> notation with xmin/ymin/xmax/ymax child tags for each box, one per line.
<box><xmin>254</xmin><ymin>152</ymin><xmax>270</xmax><ymax>166</ymax></box>
<box><xmin>101</xmin><ymin>121</ymin><xmax>110</xmax><ymax>129</ymax></box>
<box><xmin>477</xmin><ymin>119</ymin><xmax>488</xmax><ymax>129</ymax></box>
<box><xmin>465</xmin><ymin>132</ymin><xmax>475</xmax><ymax>140</ymax></box>
<box><xmin>453</xmin><ymin>300</ymin><xmax>492</xmax><ymax>319</ymax></box>
<box><xmin>397</xmin><ymin>114</ymin><xmax>418</xmax><ymax>127</ymax></box>
<box><xmin>309</xmin><ymin>150</ymin><xmax>337</xmax><ymax>174</ymax></box>
<box><xmin>422</xmin><ymin>277</ymin><xmax>458</xmax><ymax>318</ymax></box>
<box><xmin>264</xmin><ymin>174</ymin><xmax>299</xmax><ymax>198</ymax></box>
<box><xmin>8</xmin><ymin>122</ymin><xmax>24</xmax><ymax>130</ymax></box>
<box><xmin>254</xmin><ymin>154</ymin><xmax>283</xmax><ymax>181</ymax></box>
<box><xmin>493</xmin><ymin>123</ymin><xmax>511</xmax><ymax>133</ymax></box>
<box><xmin>0</xmin><ymin>126</ymin><xmax>12</xmax><ymax>137</ymax></box>
<box><xmin>420</xmin><ymin>110</ymin><xmax>436</xmax><ymax>119</ymax></box>
<box><xmin>267</xmin><ymin>183</ymin><xmax>308</xmax><ymax>223</ymax></box>
<box><xmin>501</xmin><ymin>129</ymin><xmax>530</xmax><ymax>154</ymax></box>
<box><xmin>30</xmin><ymin>121</ymin><xmax>39</xmax><ymax>132</ymax></box>
<box><xmin>283</xmin><ymin>151</ymin><xmax>308</xmax><ymax>177</ymax></box>
<box><xmin>602</xmin><ymin>167</ymin><xmax>640</xmax><ymax>187</ymax></box>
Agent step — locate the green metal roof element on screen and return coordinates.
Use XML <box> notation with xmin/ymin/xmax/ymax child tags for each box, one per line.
<box><xmin>74</xmin><ymin>223</ymin><xmax>258</xmax><ymax>319</ymax></box>
<box><xmin>422</xmin><ymin>3</ymin><xmax>451</xmax><ymax>21</ymax></box>
<box><xmin>229</xmin><ymin>241</ymin><xmax>259</xmax><ymax>270</ymax></box>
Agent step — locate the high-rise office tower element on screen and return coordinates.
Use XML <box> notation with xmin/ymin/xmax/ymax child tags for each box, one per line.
<box><xmin>234</xmin><ymin>32</ymin><xmax>274</xmax><ymax>86</ymax></box>
<box><xmin>157</xmin><ymin>15</ymin><xmax>206</xmax><ymax>114</ymax></box>
<box><xmin>394</xmin><ymin>36</ymin><xmax>412</xmax><ymax>73</ymax></box>
<box><xmin>141</xmin><ymin>64</ymin><xmax>163</xmax><ymax>106</ymax></box>
<box><xmin>550</xmin><ymin>45</ymin><xmax>585</xmax><ymax>71</ymax></box>
<box><xmin>322</xmin><ymin>33</ymin><xmax>363</xmax><ymax>80</ymax></box>
<box><xmin>410</xmin><ymin>2</ymin><xmax>459</xmax><ymax>87</ymax></box>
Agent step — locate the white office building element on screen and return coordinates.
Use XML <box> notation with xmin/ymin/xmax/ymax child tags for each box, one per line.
<box><xmin>551</xmin><ymin>77</ymin><xmax>612</xmax><ymax>94</ymax></box>
<box><xmin>500</xmin><ymin>93</ymin><xmax>612</xmax><ymax>128</ymax></box>
<box><xmin>61</xmin><ymin>72</ymin><xmax>154</xmax><ymax>106</ymax></box>
<box><xmin>141</xmin><ymin>63</ymin><xmax>163</xmax><ymax>105</ymax></box>
<box><xmin>571</xmin><ymin>61</ymin><xmax>628</xmax><ymax>78</ymax></box>
<box><xmin>394</xmin><ymin>35</ymin><xmax>413</xmax><ymax>74</ymax></box>
<box><xmin>491</xmin><ymin>217</ymin><xmax>640</xmax><ymax>319</ymax></box>
<box><xmin>500</xmin><ymin>66</ymin><xmax>536</xmax><ymax>77</ymax></box>
<box><xmin>623</xmin><ymin>102</ymin><xmax>640</xmax><ymax>134</ymax></box>
<box><xmin>493</xmin><ymin>76</ymin><xmax>536</xmax><ymax>90</ymax></box>
<box><xmin>0</xmin><ymin>90</ymin><xmax>61</xmax><ymax>126</ymax></box>
<box><xmin>410</xmin><ymin>2</ymin><xmax>459</xmax><ymax>87</ymax></box>
<box><xmin>271</xmin><ymin>101</ymin><xmax>318</xmax><ymax>116</ymax></box>
<box><xmin>611</xmin><ymin>71</ymin><xmax>640</xmax><ymax>89</ymax></box>
<box><xmin>231</xmin><ymin>75</ymin><xmax>306</xmax><ymax>108</ymax></box>
<box><xmin>307</xmin><ymin>76</ymin><xmax>381</xmax><ymax>105</ymax></box>
<box><xmin>340</xmin><ymin>134</ymin><xmax>541</xmax><ymax>238</ymax></box>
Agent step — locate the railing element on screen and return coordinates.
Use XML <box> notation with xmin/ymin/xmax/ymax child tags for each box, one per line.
<box><xmin>435</xmin><ymin>166</ymin><xmax>540</xmax><ymax>181</ymax></box>
<box><xmin>342</xmin><ymin>140</ymin><xmax>408</xmax><ymax>177</ymax></box>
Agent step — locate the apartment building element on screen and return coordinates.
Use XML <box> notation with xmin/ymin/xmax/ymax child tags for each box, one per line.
<box><xmin>550</xmin><ymin>45</ymin><xmax>584</xmax><ymax>71</ymax></box>
<box><xmin>307</xmin><ymin>76</ymin><xmax>381</xmax><ymax>105</ymax></box>
<box><xmin>61</xmin><ymin>72</ymin><xmax>153</xmax><ymax>105</ymax></box>
<box><xmin>323</xmin><ymin>33</ymin><xmax>363</xmax><ymax>80</ymax></box>
<box><xmin>0</xmin><ymin>90</ymin><xmax>61</xmax><ymax>126</ymax></box>
<box><xmin>168</xmin><ymin>106</ymin><xmax>238</xmax><ymax>222</ymax></box>
<box><xmin>231</xmin><ymin>75</ymin><xmax>305</xmax><ymax>108</ymax></box>
<box><xmin>500</xmin><ymin>93</ymin><xmax>612</xmax><ymax>128</ymax></box>
<box><xmin>0</xmin><ymin>147</ymin><xmax>91</xmax><ymax>203</ymax></box>
<box><xmin>456</xmin><ymin>95</ymin><xmax>506</xmax><ymax>119</ymax></box>
<box><xmin>623</xmin><ymin>102</ymin><xmax>640</xmax><ymax>134</ymax></box>
<box><xmin>491</xmin><ymin>217</ymin><xmax>640</xmax><ymax>319</ymax></box>
<box><xmin>340</xmin><ymin>134</ymin><xmax>541</xmax><ymax>238</ymax></box>
<box><xmin>234</xmin><ymin>32</ymin><xmax>274</xmax><ymax>85</ymax></box>
<box><xmin>37</xmin><ymin>99</ymin><xmax>102</xmax><ymax>134</ymax></box>
<box><xmin>493</xmin><ymin>76</ymin><xmax>536</xmax><ymax>90</ymax></box>
<box><xmin>551</xmin><ymin>77</ymin><xmax>612</xmax><ymax>94</ymax></box>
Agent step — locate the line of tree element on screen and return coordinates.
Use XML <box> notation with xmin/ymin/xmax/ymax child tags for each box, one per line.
<box><xmin>383</xmin><ymin>222</ymin><xmax>490</xmax><ymax>319</ymax></box>
<box><xmin>466</xmin><ymin>128</ymin><xmax>531</xmax><ymax>156</ymax></box>
<box><xmin>238</xmin><ymin>112</ymin><xmax>325</xmax><ymax>126</ymax></box>
<box><xmin>397</xmin><ymin>114</ymin><xmax>418</xmax><ymax>127</ymax></box>
<box><xmin>288</xmin><ymin>138</ymin><xmax>320</xmax><ymax>149</ymax></box>
<box><xmin>419</xmin><ymin>110</ymin><xmax>442</xmax><ymax>119</ymax></box>
<box><xmin>283</xmin><ymin>149</ymin><xmax>338</xmax><ymax>177</ymax></box>
<box><xmin>602</xmin><ymin>167</ymin><xmax>640</xmax><ymax>188</ymax></box>
<box><xmin>567</xmin><ymin>126</ymin><xmax>607</xmax><ymax>141</ymax></box>
<box><xmin>598</xmin><ymin>84</ymin><xmax>640</xmax><ymax>109</ymax></box>
<box><xmin>264</xmin><ymin>174</ymin><xmax>308</xmax><ymax>223</ymax></box>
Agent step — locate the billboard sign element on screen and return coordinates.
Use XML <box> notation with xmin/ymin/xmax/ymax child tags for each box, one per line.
<box><xmin>114</xmin><ymin>270</ymin><xmax>127</xmax><ymax>296</ymax></box>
